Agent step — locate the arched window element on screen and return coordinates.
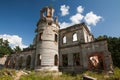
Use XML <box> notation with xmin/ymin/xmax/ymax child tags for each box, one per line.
<box><xmin>12</xmin><ymin>57</ymin><xmax>16</xmax><ymax>68</ymax></box>
<box><xmin>89</xmin><ymin>54</ymin><xmax>104</xmax><ymax>70</ymax></box>
<box><xmin>18</xmin><ymin>56</ymin><xmax>23</xmax><ymax>69</ymax></box>
<box><xmin>55</xmin><ymin>34</ymin><xmax>57</xmax><ymax>42</ymax></box>
<box><xmin>37</xmin><ymin>54</ymin><xmax>41</xmax><ymax>66</ymax></box>
<box><xmin>48</xmin><ymin>22</ymin><xmax>52</xmax><ymax>25</ymax></box>
<box><xmin>26</xmin><ymin>55</ymin><xmax>31</xmax><ymax>69</ymax></box>
<box><xmin>73</xmin><ymin>33</ymin><xmax>77</xmax><ymax>41</ymax></box>
<box><xmin>63</xmin><ymin>36</ymin><xmax>66</xmax><ymax>44</ymax></box>
<box><xmin>54</xmin><ymin>54</ymin><xmax>58</xmax><ymax>66</ymax></box>
<box><xmin>39</xmin><ymin>33</ymin><xmax>43</xmax><ymax>41</ymax></box>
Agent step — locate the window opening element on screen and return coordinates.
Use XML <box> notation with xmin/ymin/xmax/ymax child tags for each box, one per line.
<box><xmin>73</xmin><ymin>53</ymin><xmax>80</xmax><ymax>66</ymax></box>
<box><xmin>39</xmin><ymin>33</ymin><xmax>43</xmax><ymax>41</ymax></box>
<box><xmin>62</xmin><ymin>54</ymin><xmax>68</xmax><ymax>67</ymax></box>
<box><xmin>55</xmin><ymin>34</ymin><xmax>57</xmax><ymax>42</ymax></box>
<box><xmin>73</xmin><ymin>33</ymin><xmax>78</xmax><ymax>41</ymax></box>
<box><xmin>63</xmin><ymin>36</ymin><xmax>66</xmax><ymax>44</ymax></box>
<box><xmin>37</xmin><ymin>54</ymin><xmax>41</xmax><ymax>66</ymax></box>
<box><xmin>54</xmin><ymin>54</ymin><xmax>58</xmax><ymax>66</ymax></box>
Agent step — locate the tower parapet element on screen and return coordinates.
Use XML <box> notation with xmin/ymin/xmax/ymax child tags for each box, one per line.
<box><xmin>37</xmin><ymin>6</ymin><xmax>59</xmax><ymax>27</ymax></box>
<box><xmin>40</xmin><ymin>6</ymin><xmax>54</xmax><ymax>18</ymax></box>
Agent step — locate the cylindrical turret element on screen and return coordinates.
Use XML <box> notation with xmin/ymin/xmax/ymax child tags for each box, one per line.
<box><xmin>35</xmin><ymin>6</ymin><xmax>59</xmax><ymax>71</ymax></box>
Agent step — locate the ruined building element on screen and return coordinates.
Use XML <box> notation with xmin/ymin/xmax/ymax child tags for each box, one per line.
<box><xmin>5</xmin><ymin>6</ymin><xmax>113</xmax><ymax>73</ymax></box>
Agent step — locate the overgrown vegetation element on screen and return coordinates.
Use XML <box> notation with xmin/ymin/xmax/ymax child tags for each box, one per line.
<box><xmin>95</xmin><ymin>35</ymin><xmax>120</xmax><ymax>68</ymax></box>
<box><xmin>0</xmin><ymin>68</ymin><xmax>120</xmax><ymax>80</ymax></box>
<box><xmin>0</xmin><ymin>68</ymin><xmax>16</xmax><ymax>80</ymax></box>
<box><xmin>19</xmin><ymin>68</ymin><xmax>120</xmax><ymax>80</ymax></box>
<box><xmin>20</xmin><ymin>71</ymin><xmax>82</xmax><ymax>80</ymax></box>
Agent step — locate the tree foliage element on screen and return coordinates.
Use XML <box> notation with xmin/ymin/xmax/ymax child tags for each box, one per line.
<box><xmin>95</xmin><ymin>35</ymin><xmax>120</xmax><ymax>68</ymax></box>
<box><xmin>0</xmin><ymin>38</ymin><xmax>13</xmax><ymax>57</ymax></box>
<box><xmin>0</xmin><ymin>38</ymin><xmax>22</xmax><ymax>57</ymax></box>
<box><xmin>13</xmin><ymin>46</ymin><xmax>21</xmax><ymax>53</ymax></box>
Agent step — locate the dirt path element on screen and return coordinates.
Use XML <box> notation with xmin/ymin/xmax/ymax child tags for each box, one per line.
<box><xmin>14</xmin><ymin>70</ymin><xmax>27</xmax><ymax>80</ymax></box>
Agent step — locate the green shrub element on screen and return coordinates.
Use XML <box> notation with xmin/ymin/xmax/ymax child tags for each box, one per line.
<box><xmin>108</xmin><ymin>67</ymin><xmax>120</xmax><ymax>80</ymax></box>
<box><xmin>0</xmin><ymin>75</ymin><xmax>13</xmax><ymax>80</ymax></box>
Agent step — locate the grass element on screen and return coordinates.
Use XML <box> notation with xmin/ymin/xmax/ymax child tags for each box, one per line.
<box><xmin>108</xmin><ymin>67</ymin><xmax>120</xmax><ymax>80</ymax></box>
<box><xmin>0</xmin><ymin>68</ymin><xmax>16</xmax><ymax>80</ymax></box>
<box><xmin>19</xmin><ymin>71</ymin><xmax>82</xmax><ymax>80</ymax></box>
<box><xmin>0</xmin><ymin>67</ymin><xmax>120</xmax><ymax>80</ymax></box>
<box><xmin>20</xmin><ymin>71</ymin><xmax>53</xmax><ymax>80</ymax></box>
<box><xmin>20</xmin><ymin>68</ymin><xmax>120</xmax><ymax>80</ymax></box>
<box><xmin>81</xmin><ymin>68</ymin><xmax>120</xmax><ymax>80</ymax></box>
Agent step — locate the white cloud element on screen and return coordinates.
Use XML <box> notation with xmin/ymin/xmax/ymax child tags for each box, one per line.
<box><xmin>59</xmin><ymin>22</ymin><xmax>73</xmax><ymax>29</ymax></box>
<box><xmin>59</xmin><ymin>5</ymin><xmax>84</xmax><ymax>28</ymax></box>
<box><xmin>0</xmin><ymin>34</ymin><xmax>28</xmax><ymax>49</ymax></box>
<box><xmin>59</xmin><ymin>5</ymin><xmax>103</xmax><ymax>31</ymax></box>
<box><xmin>84</xmin><ymin>11</ymin><xmax>102</xmax><ymax>26</ymax></box>
<box><xmin>77</xmin><ymin>6</ymin><xmax>84</xmax><ymax>13</ymax></box>
<box><xmin>70</xmin><ymin>13</ymin><xmax>84</xmax><ymax>24</ymax></box>
<box><xmin>60</xmin><ymin>5</ymin><xmax>70</xmax><ymax>16</ymax></box>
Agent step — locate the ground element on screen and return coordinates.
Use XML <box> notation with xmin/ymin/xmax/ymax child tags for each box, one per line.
<box><xmin>1</xmin><ymin>68</ymin><xmax>120</xmax><ymax>80</ymax></box>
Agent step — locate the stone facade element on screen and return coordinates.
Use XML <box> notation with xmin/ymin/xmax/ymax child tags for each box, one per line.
<box><xmin>59</xmin><ymin>23</ymin><xmax>112</xmax><ymax>72</ymax></box>
<box><xmin>4</xmin><ymin>6</ymin><xmax>113</xmax><ymax>73</ymax></box>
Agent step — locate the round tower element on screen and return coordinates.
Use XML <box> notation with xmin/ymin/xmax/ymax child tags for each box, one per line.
<box><xmin>35</xmin><ymin>6</ymin><xmax>59</xmax><ymax>71</ymax></box>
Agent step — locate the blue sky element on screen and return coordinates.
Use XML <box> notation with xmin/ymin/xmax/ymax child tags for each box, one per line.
<box><xmin>0</xmin><ymin>0</ymin><xmax>120</xmax><ymax>48</ymax></box>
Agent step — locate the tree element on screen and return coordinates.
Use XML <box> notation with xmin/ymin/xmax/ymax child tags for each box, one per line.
<box><xmin>95</xmin><ymin>35</ymin><xmax>107</xmax><ymax>41</ymax></box>
<box><xmin>95</xmin><ymin>35</ymin><xmax>120</xmax><ymax>68</ymax></box>
<box><xmin>107</xmin><ymin>37</ymin><xmax>120</xmax><ymax>68</ymax></box>
<box><xmin>13</xmin><ymin>46</ymin><xmax>21</xmax><ymax>53</ymax></box>
<box><xmin>0</xmin><ymin>38</ymin><xmax>13</xmax><ymax>57</ymax></box>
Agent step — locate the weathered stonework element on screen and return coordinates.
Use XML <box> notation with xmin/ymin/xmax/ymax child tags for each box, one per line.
<box><xmin>59</xmin><ymin>23</ymin><xmax>112</xmax><ymax>72</ymax></box>
<box><xmin>4</xmin><ymin>6</ymin><xmax>113</xmax><ymax>73</ymax></box>
<box><xmin>34</xmin><ymin>7</ymin><xmax>59</xmax><ymax>71</ymax></box>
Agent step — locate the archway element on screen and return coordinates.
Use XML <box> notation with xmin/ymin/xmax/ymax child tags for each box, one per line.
<box><xmin>12</xmin><ymin>57</ymin><xmax>16</xmax><ymax>68</ymax></box>
<box><xmin>18</xmin><ymin>56</ymin><xmax>23</xmax><ymax>69</ymax></box>
<box><xmin>26</xmin><ymin>55</ymin><xmax>31</xmax><ymax>69</ymax></box>
<box><xmin>88</xmin><ymin>52</ymin><xmax>105</xmax><ymax>71</ymax></box>
<box><xmin>37</xmin><ymin>54</ymin><xmax>41</xmax><ymax>66</ymax></box>
<box><xmin>54</xmin><ymin>54</ymin><xmax>58</xmax><ymax>66</ymax></box>
<box><xmin>5</xmin><ymin>56</ymin><xmax>11</xmax><ymax>68</ymax></box>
